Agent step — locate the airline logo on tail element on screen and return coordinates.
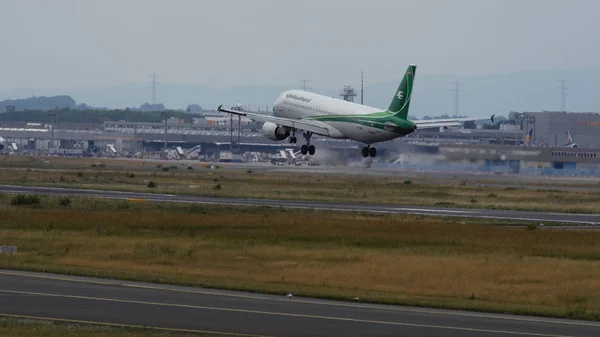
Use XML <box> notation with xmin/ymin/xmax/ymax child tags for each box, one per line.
<box><xmin>396</xmin><ymin>91</ymin><xmax>404</xmax><ymax>99</ymax></box>
<box><xmin>525</xmin><ymin>128</ymin><xmax>533</xmax><ymax>145</ymax></box>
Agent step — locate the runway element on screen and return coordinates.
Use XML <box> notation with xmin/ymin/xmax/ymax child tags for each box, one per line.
<box><xmin>1</xmin><ymin>184</ymin><xmax>599</xmax><ymax>225</ymax></box>
<box><xmin>1</xmin><ymin>270</ymin><xmax>599</xmax><ymax>337</ymax></box>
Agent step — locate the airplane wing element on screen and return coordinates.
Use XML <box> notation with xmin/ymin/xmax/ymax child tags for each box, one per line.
<box><xmin>217</xmin><ymin>105</ymin><xmax>333</xmax><ymax>136</ymax></box>
<box><xmin>413</xmin><ymin>116</ymin><xmax>493</xmax><ymax>129</ymax></box>
<box><xmin>413</xmin><ymin>121</ymin><xmax>463</xmax><ymax>129</ymax></box>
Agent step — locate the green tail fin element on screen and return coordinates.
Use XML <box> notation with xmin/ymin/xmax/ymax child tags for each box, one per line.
<box><xmin>386</xmin><ymin>64</ymin><xmax>416</xmax><ymax>120</ymax></box>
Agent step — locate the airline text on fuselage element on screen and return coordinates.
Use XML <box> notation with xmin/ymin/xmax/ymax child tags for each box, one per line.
<box><xmin>286</xmin><ymin>93</ymin><xmax>312</xmax><ymax>102</ymax></box>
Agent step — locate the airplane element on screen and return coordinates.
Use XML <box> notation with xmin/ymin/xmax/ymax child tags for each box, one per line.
<box><xmin>218</xmin><ymin>65</ymin><xmax>490</xmax><ymax>157</ymax></box>
<box><xmin>564</xmin><ymin>130</ymin><xmax>578</xmax><ymax>148</ymax></box>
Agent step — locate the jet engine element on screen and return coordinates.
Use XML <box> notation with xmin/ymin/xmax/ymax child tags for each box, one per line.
<box><xmin>262</xmin><ymin>122</ymin><xmax>290</xmax><ymax>141</ymax></box>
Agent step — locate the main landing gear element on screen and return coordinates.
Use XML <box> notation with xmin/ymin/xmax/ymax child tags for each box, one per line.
<box><xmin>361</xmin><ymin>145</ymin><xmax>376</xmax><ymax>158</ymax></box>
<box><xmin>299</xmin><ymin>131</ymin><xmax>315</xmax><ymax>156</ymax></box>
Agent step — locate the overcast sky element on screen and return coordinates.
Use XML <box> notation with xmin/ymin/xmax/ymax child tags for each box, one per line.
<box><xmin>0</xmin><ymin>0</ymin><xmax>598</xmax><ymax>91</ymax></box>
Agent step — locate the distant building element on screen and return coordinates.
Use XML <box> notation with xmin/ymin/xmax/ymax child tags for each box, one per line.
<box><xmin>523</xmin><ymin>111</ymin><xmax>600</xmax><ymax>148</ymax></box>
<box><xmin>499</xmin><ymin>124</ymin><xmax>521</xmax><ymax>132</ymax></box>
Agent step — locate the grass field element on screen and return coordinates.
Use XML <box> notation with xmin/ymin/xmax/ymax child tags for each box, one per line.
<box><xmin>1</xmin><ymin>194</ymin><xmax>600</xmax><ymax>320</ymax></box>
<box><xmin>0</xmin><ymin>317</ymin><xmax>222</xmax><ymax>337</ymax></box>
<box><xmin>1</xmin><ymin>156</ymin><xmax>600</xmax><ymax>214</ymax></box>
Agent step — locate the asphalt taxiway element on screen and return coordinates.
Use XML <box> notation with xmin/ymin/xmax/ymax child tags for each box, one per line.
<box><xmin>1</xmin><ymin>270</ymin><xmax>599</xmax><ymax>337</ymax></box>
<box><xmin>0</xmin><ymin>184</ymin><xmax>599</xmax><ymax>225</ymax></box>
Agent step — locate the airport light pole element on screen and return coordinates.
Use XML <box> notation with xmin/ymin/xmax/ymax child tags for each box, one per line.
<box><xmin>514</xmin><ymin>113</ymin><xmax>523</xmax><ymax>146</ymax></box>
<box><xmin>161</xmin><ymin>111</ymin><xmax>170</xmax><ymax>151</ymax></box>
<box><xmin>48</xmin><ymin>112</ymin><xmax>57</xmax><ymax>151</ymax></box>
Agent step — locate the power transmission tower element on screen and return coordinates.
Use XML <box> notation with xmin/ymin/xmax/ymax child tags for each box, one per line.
<box><xmin>149</xmin><ymin>70</ymin><xmax>161</xmax><ymax>105</ymax></box>
<box><xmin>452</xmin><ymin>78</ymin><xmax>463</xmax><ymax>116</ymax></box>
<box><xmin>301</xmin><ymin>77</ymin><xmax>311</xmax><ymax>91</ymax></box>
<box><xmin>558</xmin><ymin>78</ymin><xmax>571</xmax><ymax>112</ymax></box>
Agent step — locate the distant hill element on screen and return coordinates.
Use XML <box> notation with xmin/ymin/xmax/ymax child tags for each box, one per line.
<box><xmin>0</xmin><ymin>95</ymin><xmax>83</xmax><ymax>112</ymax></box>
<box><xmin>2</xmin><ymin>67</ymin><xmax>599</xmax><ymax>117</ymax></box>
<box><xmin>0</xmin><ymin>108</ymin><xmax>193</xmax><ymax>124</ymax></box>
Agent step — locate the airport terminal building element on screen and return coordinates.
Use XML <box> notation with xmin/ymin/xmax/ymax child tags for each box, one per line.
<box><xmin>523</xmin><ymin>111</ymin><xmax>600</xmax><ymax>148</ymax></box>
<box><xmin>2</xmin><ymin>109</ymin><xmax>600</xmax><ymax>174</ymax></box>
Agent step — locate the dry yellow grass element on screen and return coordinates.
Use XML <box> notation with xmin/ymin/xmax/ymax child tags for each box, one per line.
<box><xmin>1</xmin><ymin>196</ymin><xmax>600</xmax><ymax>320</ymax></box>
<box><xmin>1</xmin><ymin>156</ymin><xmax>599</xmax><ymax>213</ymax></box>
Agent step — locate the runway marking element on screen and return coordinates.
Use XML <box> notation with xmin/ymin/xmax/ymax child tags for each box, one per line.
<box><xmin>2</xmin><ymin>270</ymin><xmax>600</xmax><ymax>328</ymax></box>
<box><xmin>0</xmin><ymin>313</ymin><xmax>270</xmax><ymax>337</ymax></box>
<box><xmin>0</xmin><ymin>289</ymin><xmax>580</xmax><ymax>337</ymax></box>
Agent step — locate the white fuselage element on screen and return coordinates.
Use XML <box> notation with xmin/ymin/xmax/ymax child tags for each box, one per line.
<box><xmin>272</xmin><ymin>90</ymin><xmax>401</xmax><ymax>144</ymax></box>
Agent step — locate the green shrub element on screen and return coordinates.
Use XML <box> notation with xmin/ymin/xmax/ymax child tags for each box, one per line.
<box><xmin>58</xmin><ymin>197</ymin><xmax>71</xmax><ymax>207</ymax></box>
<box><xmin>11</xmin><ymin>194</ymin><xmax>41</xmax><ymax>205</ymax></box>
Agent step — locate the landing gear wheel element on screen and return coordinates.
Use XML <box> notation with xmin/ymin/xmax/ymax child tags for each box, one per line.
<box><xmin>361</xmin><ymin>147</ymin><xmax>369</xmax><ymax>157</ymax></box>
<box><xmin>369</xmin><ymin>147</ymin><xmax>377</xmax><ymax>157</ymax></box>
<box><xmin>289</xmin><ymin>136</ymin><xmax>297</xmax><ymax>144</ymax></box>
<box><xmin>308</xmin><ymin>145</ymin><xmax>315</xmax><ymax>155</ymax></box>
<box><xmin>301</xmin><ymin>144</ymin><xmax>308</xmax><ymax>155</ymax></box>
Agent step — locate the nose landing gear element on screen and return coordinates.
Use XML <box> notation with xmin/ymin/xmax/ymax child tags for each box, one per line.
<box><xmin>288</xmin><ymin>130</ymin><xmax>297</xmax><ymax>143</ymax></box>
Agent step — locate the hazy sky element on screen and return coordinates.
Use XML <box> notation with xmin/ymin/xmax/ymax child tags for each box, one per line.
<box><xmin>0</xmin><ymin>0</ymin><xmax>598</xmax><ymax>91</ymax></box>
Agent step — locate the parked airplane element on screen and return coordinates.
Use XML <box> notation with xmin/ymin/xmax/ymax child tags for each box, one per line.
<box><xmin>218</xmin><ymin>65</ymin><xmax>489</xmax><ymax>157</ymax></box>
<box><xmin>525</xmin><ymin>128</ymin><xmax>533</xmax><ymax>145</ymax></box>
<box><xmin>564</xmin><ymin>130</ymin><xmax>578</xmax><ymax>148</ymax></box>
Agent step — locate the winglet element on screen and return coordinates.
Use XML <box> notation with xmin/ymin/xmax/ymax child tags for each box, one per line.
<box><xmin>491</xmin><ymin>114</ymin><xmax>495</xmax><ymax>123</ymax></box>
<box><xmin>217</xmin><ymin>104</ymin><xmax>223</xmax><ymax>112</ymax></box>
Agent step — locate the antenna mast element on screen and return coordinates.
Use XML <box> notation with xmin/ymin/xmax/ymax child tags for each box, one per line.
<box><xmin>453</xmin><ymin>78</ymin><xmax>463</xmax><ymax>116</ymax></box>
<box><xmin>360</xmin><ymin>71</ymin><xmax>364</xmax><ymax>105</ymax></box>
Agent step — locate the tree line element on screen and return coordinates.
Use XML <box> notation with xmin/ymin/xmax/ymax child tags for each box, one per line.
<box><xmin>0</xmin><ymin>109</ymin><xmax>194</xmax><ymax>124</ymax></box>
